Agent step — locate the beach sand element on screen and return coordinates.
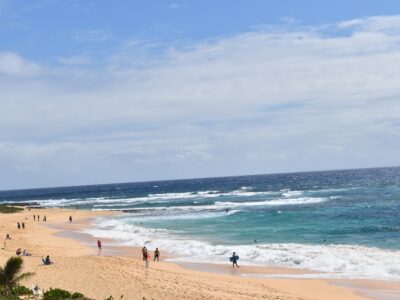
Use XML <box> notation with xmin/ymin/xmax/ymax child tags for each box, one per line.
<box><xmin>0</xmin><ymin>208</ymin><xmax>397</xmax><ymax>300</ymax></box>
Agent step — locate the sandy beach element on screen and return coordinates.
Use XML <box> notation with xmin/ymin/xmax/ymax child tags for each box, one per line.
<box><xmin>0</xmin><ymin>207</ymin><xmax>398</xmax><ymax>300</ymax></box>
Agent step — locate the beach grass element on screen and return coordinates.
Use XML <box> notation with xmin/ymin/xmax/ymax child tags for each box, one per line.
<box><xmin>0</xmin><ymin>205</ymin><xmax>24</xmax><ymax>214</ymax></box>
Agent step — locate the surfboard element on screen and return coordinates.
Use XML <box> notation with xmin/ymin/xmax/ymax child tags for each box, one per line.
<box><xmin>229</xmin><ymin>255</ymin><xmax>239</xmax><ymax>262</ymax></box>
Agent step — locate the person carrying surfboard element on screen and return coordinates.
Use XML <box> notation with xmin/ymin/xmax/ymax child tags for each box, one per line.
<box><xmin>230</xmin><ymin>252</ymin><xmax>239</xmax><ymax>268</ymax></box>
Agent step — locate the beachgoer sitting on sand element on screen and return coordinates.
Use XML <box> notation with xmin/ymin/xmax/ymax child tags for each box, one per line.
<box><xmin>23</xmin><ymin>249</ymin><xmax>32</xmax><ymax>256</ymax></box>
<box><xmin>42</xmin><ymin>255</ymin><xmax>53</xmax><ymax>265</ymax></box>
<box><xmin>6</xmin><ymin>234</ymin><xmax>11</xmax><ymax>240</ymax></box>
<box><xmin>154</xmin><ymin>248</ymin><xmax>160</xmax><ymax>261</ymax></box>
<box><xmin>16</xmin><ymin>248</ymin><xmax>22</xmax><ymax>255</ymax></box>
<box><xmin>32</xmin><ymin>285</ymin><xmax>43</xmax><ymax>297</ymax></box>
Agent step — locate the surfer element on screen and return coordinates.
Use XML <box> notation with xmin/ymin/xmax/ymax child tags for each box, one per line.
<box><xmin>231</xmin><ymin>252</ymin><xmax>239</xmax><ymax>268</ymax></box>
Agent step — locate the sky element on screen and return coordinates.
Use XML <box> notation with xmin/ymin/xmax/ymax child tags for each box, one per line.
<box><xmin>1</xmin><ymin>0</ymin><xmax>400</xmax><ymax>190</ymax></box>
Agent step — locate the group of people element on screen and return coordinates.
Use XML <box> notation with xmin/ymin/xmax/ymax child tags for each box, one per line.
<box><xmin>33</xmin><ymin>214</ymin><xmax>47</xmax><ymax>222</ymax></box>
<box><xmin>17</xmin><ymin>222</ymin><xmax>25</xmax><ymax>229</ymax></box>
<box><xmin>141</xmin><ymin>247</ymin><xmax>161</xmax><ymax>268</ymax></box>
<box><xmin>15</xmin><ymin>248</ymin><xmax>32</xmax><ymax>256</ymax></box>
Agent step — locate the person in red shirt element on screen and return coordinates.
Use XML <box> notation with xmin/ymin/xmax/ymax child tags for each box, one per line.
<box><xmin>97</xmin><ymin>240</ymin><xmax>102</xmax><ymax>255</ymax></box>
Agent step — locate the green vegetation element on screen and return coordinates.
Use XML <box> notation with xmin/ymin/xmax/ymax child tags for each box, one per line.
<box><xmin>72</xmin><ymin>292</ymin><xmax>85</xmax><ymax>298</ymax></box>
<box><xmin>0</xmin><ymin>256</ymin><xmax>92</xmax><ymax>299</ymax></box>
<box><xmin>43</xmin><ymin>288</ymin><xmax>72</xmax><ymax>299</ymax></box>
<box><xmin>13</xmin><ymin>284</ymin><xmax>33</xmax><ymax>296</ymax></box>
<box><xmin>0</xmin><ymin>205</ymin><xmax>23</xmax><ymax>214</ymax></box>
<box><xmin>43</xmin><ymin>288</ymin><xmax>92</xmax><ymax>299</ymax></box>
<box><xmin>0</xmin><ymin>256</ymin><xmax>34</xmax><ymax>297</ymax></box>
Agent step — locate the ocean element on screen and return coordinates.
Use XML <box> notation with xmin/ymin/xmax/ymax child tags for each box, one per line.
<box><xmin>1</xmin><ymin>167</ymin><xmax>400</xmax><ymax>280</ymax></box>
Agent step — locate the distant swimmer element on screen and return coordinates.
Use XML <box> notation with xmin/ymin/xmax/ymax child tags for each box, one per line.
<box><xmin>253</xmin><ymin>239</ymin><xmax>257</xmax><ymax>243</ymax></box>
<box><xmin>225</xmin><ymin>208</ymin><xmax>229</xmax><ymax>213</ymax></box>
<box><xmin>230</xmin><ymin>252</ymin><xmax>239</xmax><ymax>268</ymax></box>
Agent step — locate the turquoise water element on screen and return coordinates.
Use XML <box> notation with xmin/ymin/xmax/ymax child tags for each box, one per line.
<box><xmin>1</xmin><ymin>167</ymin><xmax>400</xmax><ymax>279</ymax></box>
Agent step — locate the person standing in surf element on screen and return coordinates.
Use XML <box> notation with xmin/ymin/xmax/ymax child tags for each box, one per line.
<box><xmin>231</xmin><ymin>252</ymin><xmax>239</xmax><ymax>268</ymax></box>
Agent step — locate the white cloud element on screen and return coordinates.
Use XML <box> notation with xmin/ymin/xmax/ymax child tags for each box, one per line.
<box><xmin>338</xmin><ymin>15</ymin><xmax>400</xmax><ymax>32</ymax></box>
<box><xmin>1</xmin><ymin>15</ymin><xmax>400</xmax><ymax>189</ymax></box>
<box><xmin>0</xmin><ymin>52</ymin><xmax>40</xmax><ymax>76</ymax></box>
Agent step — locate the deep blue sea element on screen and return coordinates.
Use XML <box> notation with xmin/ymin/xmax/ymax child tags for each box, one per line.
<box><xmin>1</xmin><ymin>167</ymin><xmax>400</xmax><ymax>279</ymax></box>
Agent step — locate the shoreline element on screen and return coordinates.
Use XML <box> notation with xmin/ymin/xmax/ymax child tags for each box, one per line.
<box><xmin>1</xmin><ymin>207</ymin><xmax>398</xmax><ymax>299</ymax></box>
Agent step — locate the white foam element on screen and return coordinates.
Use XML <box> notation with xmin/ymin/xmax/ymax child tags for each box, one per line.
<box><xmin>26</xmin><ymin>189</ymin><xmax>283</xmax><ymax>208</ymax></box>
<box><xmin>91</xmin><ymin>197</ymin><xmax>328</xmax><ymax>213</ymax></box>
<box><xmin>282</xmin><ymin>190</ymin><xmax>303</xmax><ymax>197</ymax></box>
<box><xmin>128</xmin><ymin>210</ymin><xmax>241</xmax><ymax>221</ymax></box>
<box><xmin>84</xmin><ymin>217</ymin><xmax>400</xmax><ymax>280</ymax></box>
<box><xmin>214</xmin><ymin>197</ymin><xmax>327</xmax><ymax>208</ymax></box>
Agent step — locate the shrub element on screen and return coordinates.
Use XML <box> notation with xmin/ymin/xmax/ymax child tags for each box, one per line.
<box><xmin>0</xmin><ymin>295</ymin><xmax>19</xmax><ymax>300</ymax></box>
<box><xmin>0</xmin><ymin>256</ymin><xmax>34</xmax><ymax>296</ymax></box>
<box><xmin>13</xmin><ymin>285</ymin><xmax>33</xmax><ymax>295</ymax></box>
<box><xmin>72</xmin><ymin>291</ymin><xmax>85</xmax><ymax>298</ymax></box>
<box><xmin>0</xmin><ymin>205</ymin><xmax>23</xmax><ymax>214</ymax></box>
<box><xmin>43</xmin><ymin>288</ymin><xmax>72</xmax><ymax>300</ymax></box>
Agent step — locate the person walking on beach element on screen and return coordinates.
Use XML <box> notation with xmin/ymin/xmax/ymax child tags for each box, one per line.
<box><xmin>43</xmin><ymin>216</ymin><xmax>47</xmax><ymax>222</ymax></box>
<box><xmin>69</xmin><ymin>216</ymin><xmax>72</xmax><ymax>223</ymax></box>
<box><xmin>154</xmin><ymin>248</ymin><xmax>160</xmax><ymax>262</ymax></box>
<box><xmin>142</xmin><ymin>247</ymin><xmax>147</xmax><ymax>261</ymax></box>
<box><xmin>144</xmin><ymin>248</ymin><xmax>150</xmax><ymax>269</ymax></box>
<box><xmin>33</xmin><ymin>215</ymin><xmax>36</xmax><ymax>221</ymax></box>
<box><xmin>97</xmin><ymin>240</ymin><xmax>102</xmax><ymax>255</ymax></box>
<box><xmin>22</xmin><ymin>222</ymin><xmax>25</xmax><ymax>229</ymax></box>
<box><xmin>17</xmin><ymin>222</ymin><xmax>21</xmax><ymax>229</ymax></box>
<box><xmin>231</xmin><ymin>252</ymin><xmax>239</xmax><ymax>268</ymax></box>
<box><xmin>38</xmin><ymin>215</ymin><xmax>40</xmax><ymax>222</ymax></box>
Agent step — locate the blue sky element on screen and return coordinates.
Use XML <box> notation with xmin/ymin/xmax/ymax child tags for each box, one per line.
<box><xmin>1</xmin><ymin>1</ymin><xmax>400</xmax><ymax>189</ymax></box>
<box><xmin>3</xmin><ymin>0</ymin><xmax>400</xmax><ymax>60</ymax></box>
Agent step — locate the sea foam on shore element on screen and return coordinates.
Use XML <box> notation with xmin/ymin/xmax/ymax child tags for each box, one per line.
<box><xmin>84</xmin><ymin>216</ymin><xmax>400</xmax><ymax>280</ymax></box>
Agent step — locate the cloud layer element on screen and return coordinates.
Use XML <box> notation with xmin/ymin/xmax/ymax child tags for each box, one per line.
<box><xmin>1</xmin><ymin>15</ymin><xmax>400</xmax><ymax>189</ymax></box>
